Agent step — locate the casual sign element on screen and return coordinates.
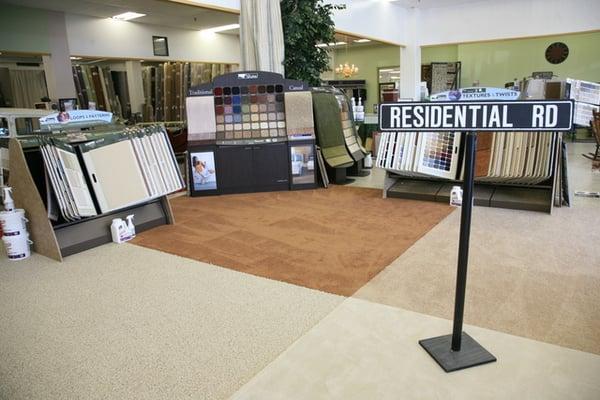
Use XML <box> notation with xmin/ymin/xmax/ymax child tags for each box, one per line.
<box><xmin>379</xmin><ymin>100</ymin><xmax>573</xmax><ymax>132</ymax></box>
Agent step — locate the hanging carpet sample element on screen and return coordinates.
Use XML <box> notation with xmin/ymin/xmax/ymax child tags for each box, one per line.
<box><xmin>415</xmin><ymin>132</ymin><xmax>462</xmax><ymax>179</ymax></box>
<box><xmin>186</xmin><ymin>96</ymin><xmax>217</xmax><ymax>142</ymax></box>
<box><xmin>312</xmin><ymin>90</ymin><xmax>354</xmax><ymax>168</ymax></box>
<box><xmin>90</xmin><ymin>66</ymin><xmax>107</xmax><ymax>111</ymax></box>
<box><xmin>335</xmin><ymin>93</ymin><xmax>366</xmax><ymax>161</ymax></box>
<box><xmin>80</xmin><ymin>137</ymin><xmax>150</xmax><ymax>213</ymax></box>
<box><xmin>284</xmin><ymin>91</ymin><xmax>315</xmax><ymax>139</ymax></box>
<box><xmin>474</xmin><ymin>132</ymin><xmax>494</xmax><ymax>177</ymax></box>
<box><xmin>52</xmin><ymin>141</ymin><xmax>97</xmax><ymax>217</ymax></box>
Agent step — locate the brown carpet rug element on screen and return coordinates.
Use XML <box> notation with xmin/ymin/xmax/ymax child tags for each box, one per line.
<box><xmin>133</xmin><ymin>186</ymin><xmax>453</xmax><ymax>296</ymax></box>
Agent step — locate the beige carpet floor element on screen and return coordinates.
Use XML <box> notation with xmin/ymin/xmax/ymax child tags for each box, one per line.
<box><xmin>355</xmin><ymin>195</ymin><xmax>600</xmax><ymax>355</ymax></box>
<box><xmin>0</xmin><ymin>244</ymin><xmax>343</xmax><ymax>400</ymax></box>
<box><xmin>231</xmin><ymin>298</ymin><xmax>600</xmax><ymax>400</ymax></box>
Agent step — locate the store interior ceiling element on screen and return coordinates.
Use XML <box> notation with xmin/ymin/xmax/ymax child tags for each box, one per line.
<box><xmin>0</xmin><ymin>0</ymin><xmax>239</xmax><ymax>31</ymax></box>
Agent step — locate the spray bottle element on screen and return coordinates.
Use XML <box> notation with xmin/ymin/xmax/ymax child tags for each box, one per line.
<box><xmin>3</xmin><ymin>187</ymin><xmax>14</xmax><ymax>212</ymax></box>
<box><xmin>126</xmin><ymin>214</ymin><xmax>135</xmax><ymax>239</ymax></box>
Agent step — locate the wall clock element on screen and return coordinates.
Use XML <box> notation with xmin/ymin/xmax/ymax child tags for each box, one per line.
<box><xmin>545</xmin><ymin>42</ymin><xmax>569</xmax><ymax>64</ymax></box>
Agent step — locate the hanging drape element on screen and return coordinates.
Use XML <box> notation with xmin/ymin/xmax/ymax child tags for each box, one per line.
<box><xmin>9</xmin><ymin>69</ymin><xmax>48</xmax><ymax>108</ymax></box>
<box><xmin>239</xmin><ymin>0</ymin><xmax>285</xmax><ymax>75</ymax></box>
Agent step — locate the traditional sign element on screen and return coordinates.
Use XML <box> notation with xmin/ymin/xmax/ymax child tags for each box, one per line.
<box><xmin>430</xmin><ymin>87</ymin><xmax>520</xmax><ymax>102</ymax></box>
<box><xmin>379</xmin><ymin>100</ymin><xmax>573</xmax><ymax>132</ymax></box>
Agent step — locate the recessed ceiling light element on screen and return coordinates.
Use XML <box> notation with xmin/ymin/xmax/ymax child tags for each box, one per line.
<box><xmin>353</xmin><ymin>39</ymin><xmax>371</xmax><ymax>43</ymax></box>
<box><xmin>70</xmin><ymin>56</ymin><xmax>82</xmax><ymax>60</ymax></box>
<box><xmin>200</xmin><ymin>23</ymin><xmax>240</xmax><ymax>34</ymax></box>
<box><xmin>112</xmin><ymin>12</ymin><xmax>146</xmax><ymax>21</ymax></box>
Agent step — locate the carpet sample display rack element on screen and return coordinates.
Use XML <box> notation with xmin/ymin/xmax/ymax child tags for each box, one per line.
<box><xmin>7</xmin><ymin>125</ymin><xmax>182</xmax><ymax>261</ymax></box>
<box><xmin>185</xmin><ymin>71</ymin><xmax>317</xmax><ymax>196</ymax></box>
<box><xmin>312</xmin><ymin>87</ymin><xmax>370</xmax><ymax>184</ymax></box>
<box><xmin>142</xmin><ymin>62</ymin><xmax>237</xmax><ymax>123</ymax></box>
<box><xmin>378</xmin><ymin>131</ymin><xmax>566</xmax><ymax>213</ymax></box>
<box><xmin>72</xmin><ymin>64</ymin><xmax>129</xmax><ymax>118</ymax></box>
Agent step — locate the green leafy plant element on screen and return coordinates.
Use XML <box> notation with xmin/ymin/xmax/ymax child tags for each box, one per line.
<box><xmin>281</xmin><ymin>0</ymin><xmax>345</xmax><ymax>86</ymax></box>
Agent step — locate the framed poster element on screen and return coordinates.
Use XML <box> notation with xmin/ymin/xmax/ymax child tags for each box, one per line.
<box><xmin>189</xmin><ymin>148</ymin><xmax>219</xmax><ymax>195</ymax></box>
<box><xmin>153</xmin><ymin>36</ymin><xmax>169</xmax><ymax>57</ymax></box>
<box><xmin>288</xmin><ymin>141</ymin><xmax>317</xmax><ymax>189</ymax></box>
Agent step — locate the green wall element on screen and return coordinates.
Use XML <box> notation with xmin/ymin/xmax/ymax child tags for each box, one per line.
<box><xmin>331</xmin><ymin>44</ymin><xmax>400</xmax><ymax>112</ymax></box>
<box><xmin>457</xmin><ymin>32</ymin><xmax>600</xmax><ymax>87</ymax></box>
<box><xmin>0</xmin><ymin>4</ymin><xmax>50</xmax><ymax>53</ymax></box>
<box><xmin>421</xmin><ymin>45</ymin><xmax>458</xmax><ymax>64</ymax></box>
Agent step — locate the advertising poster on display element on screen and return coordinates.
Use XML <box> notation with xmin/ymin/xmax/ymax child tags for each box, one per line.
<box><xmin>190</xmin><ymin>151</ymin><xmax>217</xmax><ymax>191</ymax></box>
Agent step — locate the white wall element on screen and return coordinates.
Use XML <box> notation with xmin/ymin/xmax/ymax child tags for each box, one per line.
<box><xmin>418</xmin><ymin>0</ymin><xmax>600</xmax><ymax>46</ymax></box>
<box><xmin>329</xmin><ymin>0</ymin><xmax>408</xmax><ymax>45</ymax></box>
<box><xmin>177</xmin><ymin>0</ymin><xmax>240</xmax><ymax>13</ymax></box>
<box><xmin>66</xmin><ymin>14</ymin><xmax>241</xmax><ymax>64</ymax></box>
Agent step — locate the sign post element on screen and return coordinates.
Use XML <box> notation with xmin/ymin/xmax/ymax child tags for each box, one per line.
<box><xmin>378</xmin><ymin>100</ymin><xmax>573</xmax><ymax>372</ymax></box>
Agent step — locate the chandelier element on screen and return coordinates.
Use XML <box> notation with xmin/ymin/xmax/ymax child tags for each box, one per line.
<box><xmin>335</xmin><ymin>62</ymin><xmax>358</xmax><ymax>78</ymax></box>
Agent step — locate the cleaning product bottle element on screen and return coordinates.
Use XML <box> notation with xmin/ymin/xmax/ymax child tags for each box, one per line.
<box><xmin>3</xmin><ymin>187</ymin><xmax>14</xmax><ymax>212</ymax></box>
<box><xmin>125</xmin><ymin>214</ymin><xmax>135</xmax><ymax>239</ymax></box>
<box><xmin>110</xmin><ymin>218</ymin><xmax>128</xmax><ymax>244</ymax></box>
<box><xmin>357</xmin><ymin>97</ymin><xmax>364</xmax><ymax>121</ymax></box>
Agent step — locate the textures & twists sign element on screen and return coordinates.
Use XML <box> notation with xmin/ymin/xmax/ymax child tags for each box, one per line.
<box><xmin>379</xmin><ymin>100</ymin><xmax>573</xmax><ymax>132</ymax></box>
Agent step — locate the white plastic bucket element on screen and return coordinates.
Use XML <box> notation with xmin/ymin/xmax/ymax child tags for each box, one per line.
<box><xmin>2</xmin><ymin>234</ymin><xmax>32</xmax><ymax>261</ymax></box>
<box><xmin>0</xmin><ymin>209</ymin><xmax>28</xmax><ymax>236</ymax></box>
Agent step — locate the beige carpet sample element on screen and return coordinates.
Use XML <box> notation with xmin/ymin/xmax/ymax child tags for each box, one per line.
<box><xmin>232</xmin><ymin>298</ymin><xmax>600</xmax><ymax>400</ymax></box>
<box><xmin>355</xmin><ymin>197</ymin><xmax>600</xmax><ymax>355</ymax></box>
<box><xmin>186</xmin><ymin>95</ymin><xmax>216</xmax><ymax>141</ymax></box>
<box><xmin>0</xmin><ymin>244</ymin><xmax>343</xmax><ymax>400</ymax></box>
<box><xmin>284</xmin><ymin>91</ymin><xmax>315</xmax><ymax>137</ymax></box>
<box><xmin>81</xmin><ymin>139</ymin><xmax>150</xmax><ymax>213</ymax></box>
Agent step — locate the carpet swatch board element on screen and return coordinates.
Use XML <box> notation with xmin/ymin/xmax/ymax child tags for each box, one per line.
<box><xmin>284</xmin><ymin>91</ymin><xmax>315</xmax><ymax>138</ymax></box>
<box><xmin>186</xmin><ymin>96</ymin><xmax>216</xmax><ymax>141</ymax></box>
<box><xmin>312</xmin><ymin>92</ymin><xmax>354</xmax><ymax>168</ymax></box>
<box><xmin>133</xmin><ymin>186</ymin><xmax>453</xmax><ymax>296</ymax></box>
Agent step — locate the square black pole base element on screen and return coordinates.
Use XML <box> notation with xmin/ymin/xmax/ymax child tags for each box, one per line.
<box><xmin>419</xmin><ymin>332</ymin><xmax>496</xmax><ymax>372</ymax></box>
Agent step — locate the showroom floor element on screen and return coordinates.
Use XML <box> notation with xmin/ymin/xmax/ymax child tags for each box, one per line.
<box><xmin>0</xmin><ymin>143</ymin><xmax>599</xmax><ymax>400</ymax></box>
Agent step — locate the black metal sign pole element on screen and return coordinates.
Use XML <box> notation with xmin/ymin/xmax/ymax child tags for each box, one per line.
<box><xmin>377</xmin><ymin>100</ymin><xmax>574</xmax><ymax>373</ymax></box>
<box><xmin>418</xmin><ymin>131</ymin><xmax>496</xmax><ymax>372</ymax></box>
<box><xmin>452</xmin><ymin>131</ymin><xmax>476</xmax><ymax>351</ymax></box>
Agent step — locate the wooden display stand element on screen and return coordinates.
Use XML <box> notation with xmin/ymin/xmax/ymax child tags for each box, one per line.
<box><xmin>8</xmin><ymin>138</ymin><xmax>175</xmax><ymax>261</ymax></box>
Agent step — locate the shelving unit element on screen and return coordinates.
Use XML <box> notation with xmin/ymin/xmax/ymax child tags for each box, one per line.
<box><xmin>8</xmin><ymin>137</ymin><xmax>174</xmax><ymax>261</ymax></box>
<box><xmin>382</xmin><ymin>132</ymin><xmax>564</xmax><ymax>214</ymax></box>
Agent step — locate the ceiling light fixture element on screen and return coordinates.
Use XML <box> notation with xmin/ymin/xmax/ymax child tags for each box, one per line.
<box><xmin>111</xmin><ymin>12</ymin><xmax>146</xmax><ymax>21</ymax></box>
<box><xmin>335</xmin><ymin>62</ymin><xmax>359</xmax><ymax>78</ymax></box>
<box><xmin>353</xmin><ymin>39</ymin><xmax>371</xmax><ymax>43</ymax></box>
<box><xmin>200</xmin><ymin>23</ymin><xmax>240</xmax><ymax>34</ymax></box>
<box><xmin>335</xmin><ymin>36</ymin><xmax>359</xmax><ymax>78</ymax></box>
<box><xmin>70</xmin><ymin>56</ymin><xmax>82</xmax><ymax>60</ymax></box>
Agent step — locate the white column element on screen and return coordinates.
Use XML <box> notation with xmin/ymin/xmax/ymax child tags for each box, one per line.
<box><xmin>400</xmin><ymin>8</ymin><xmax>421</xmax><ymax>100</ymax></box>
<box><xmin>43</xmin><ymin>11</ymin><xmax>76</xmax><ymax>101</ymax></box>
<box><xmin>125</xmin><ymin>60</ymin><xmax>144</xmax><ymax>114</ymax></box>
